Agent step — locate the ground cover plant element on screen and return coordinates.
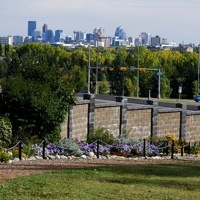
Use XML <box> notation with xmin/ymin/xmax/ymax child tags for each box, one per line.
<box><xmin>0</xmin><ymin>162</ymin><xmax>199</xmax><ymax>200</ymax></box>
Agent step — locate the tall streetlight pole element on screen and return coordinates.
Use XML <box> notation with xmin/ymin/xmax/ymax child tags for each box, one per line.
<box><xmin>197</xmin><ymin>46</ymin><xmax>200</xmax><ymax>95</ymax></box>
<box><xmin>87</xmin><ymin>45</ymin><xmax>91</xmax><ymax>94</ymax></box>
<box><xmin>158</xmin><ymin>67</ymin><xmax>161</xmax><ymax>99</ymax></box>
<box><xmin>95</xmin><ymin>54</ymin><xmax>98</xmax><ymax>94</ymax></box>
<box><xmin>136</xmin><ymin>45</ymin><xmax>140</xmax><ymax>97</ymax></box>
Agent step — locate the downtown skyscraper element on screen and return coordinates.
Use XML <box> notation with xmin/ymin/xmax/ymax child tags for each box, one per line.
<box><xmin>28</xmin><ymin>21</ymin><xmax>36</xmax><ymax>36</ymax></box>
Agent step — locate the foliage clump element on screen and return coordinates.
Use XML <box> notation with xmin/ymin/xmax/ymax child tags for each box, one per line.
<box><xmin>0</xmin><ymin>116</ymin><xmax>12</xmax><ymax>147</ymax></box>
<box><xmin>0</xmin><ymin>150</ymin><xmax>10</xmax><ymax>163</ymax></box>
<box><xmin>87</xmin><ymin>127</ymin><xmax>115</xmax><ymax>144</ymax></box>
<box><xmin>190</xmin><ymin>142</ymin><xmax>200</xmax><ymax>155</ymax></box>
<box><xmin>55</xmin><ymin>138</ymin><xmax>83</xmax><ymax>156</ymax></box>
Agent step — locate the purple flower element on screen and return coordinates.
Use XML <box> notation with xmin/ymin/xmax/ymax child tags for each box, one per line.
<box><xmin>147</xmin><ymin>143</ymin><xmax>159</xmax><ymax>155</ymax></box>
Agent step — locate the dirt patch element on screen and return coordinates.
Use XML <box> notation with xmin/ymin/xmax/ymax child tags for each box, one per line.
<box><xmin>0</xmin><ymin>158</ymin><xmax>199</xmax><ymax>184</ymax></box>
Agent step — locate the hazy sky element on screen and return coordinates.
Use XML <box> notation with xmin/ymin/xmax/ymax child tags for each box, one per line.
<box><xmin>1</xmin><ymin>0</ymin><xmax>200</xmax><ymax>44</ymax></box>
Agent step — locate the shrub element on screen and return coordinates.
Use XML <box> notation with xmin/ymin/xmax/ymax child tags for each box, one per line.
<box><xmin>130</xmin><ymin>146</ymin><xmax>138</xmax><ymax>156</ymax></box>
<box><xmin>55</xmin><ymin>138</ymin><xmax>83</xmax><ymax>156</ymax></box>
<box><xmin>110</xmin><ymin>146</ymin><xmax>121</xmax><ymax>155</ymax></box>
<box><xmin>22</xmin><ymin>143</ymin><xmax>37</xmax><ymax>158</ymax></box>
<box><xmin>87</xmin><ymin>127</ymin><xmax>115</xmax><ymax>144</ymax></box>
<box><xmin>11</xmin><ymin>147</ymin><xmax>27</xmax><ymax>159</ymax></box>
<box><xmin>190</xmin><ymin>142</ymin><xmax>200</xmax><ymax>155</ymax></box>
<box><xmin>0</xmin><ymin>150</ymin><xmax>10</xmax><ymax>163</ymax></box>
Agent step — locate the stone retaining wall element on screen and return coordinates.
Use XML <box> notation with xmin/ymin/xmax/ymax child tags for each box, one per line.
<box><xmin>61</xmin><ymin>95</ymin><xmax>200</xmax><ymax>143</ymax></box>
<box><xmin>185</xmin><ymin>114</ymin><xmax>200</xmax><ymax>143</ymax></box>
<box><xmin>127</xmin><ymin>109</ymin><xmax>151</xmax><ymax>140</ymax></box>
<box><xmin>157</xmin><ymin>111</ymin><xmax>181</xmax><ymax>139</ymax></box>
<box><xmin>94</xmin><ymin>106</ymin><xmax>121</xmax><ymax>138</ymax></box>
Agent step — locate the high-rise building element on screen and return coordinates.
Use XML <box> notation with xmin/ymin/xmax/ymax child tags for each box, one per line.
<box><xmin>42</xmin><ymin>24</ymin><xmax>48</xmax><ymax>34</ymax></box>
<box><xmin>115</xmin><ymin>26</ymin><xmax>127</xmax><ymax>40</ymax></box>
<box><xmin>54</xmin><ymin>30</ymin><xmax>64</xmax><ymax>42</ymax></box>
<box><xmin>151</xmin><ymin>35</ymin><xmax>161</xmax><ymax>46</ymax></box>
<box><xmin>44</xmin><ymin>29</ymin><xmax>54</xmax><ymax>43</ymax></box>
<box><xmin>33</xmin><ymin>31</ymin><xmax>42</xmax><ymax>42</ymax></box>
<box><xmin>13</xmin><ymin>35</ymin><xmax>26</xmax><ymax>45</ymax></box>
<box><xmin>86</xmin><ymin>33</ymin><xmax>94</xmax><ymax>42</ymax></box>
<box><xmin>28</xmin><ymin>21</ymin><xmax>36</xmax><ymax>36</ymax></box>
<box><xmin>93</xmin><ymin>27</ymin><xmax>110</xmax><ymax>47</ymax></box>
<box><xmin>0</xmin><ymin>36</ymin><xmax>13</xmax><ymax>45</ymax></box>
<box><xmin>42</xmin><ymin>23</ymin><xmax>48</xmax><ymax>34</ymax></box>
<box><xmin>140</xmin><ymin>32</ymin><xmax>151</xmax><ymax>45</ymax></box>
<box><xmin>66</xmin><ymin>36</ymin><xmax>72</xmax><ymax>43</ymax></box>
<box><xmin>73</xmin><ymin>31</ymin><xmax>85</xmax><ymax>41</ymax></box>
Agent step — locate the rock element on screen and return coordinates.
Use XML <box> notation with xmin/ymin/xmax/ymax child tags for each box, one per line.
<box><xmin>48</xmin><ymin>155</ymin><xmax>56</xmax><ymax>160</ymax></box>
<box><xmin>81</xmin><ymin>155</ymin><xmax>87</xmax><ymax>159</ymax></box>
<box><xmin>88</xmin><ymin>152</ymin><xmax>95</xmax><ymax>158</ymax></box>
<box><xmin>60</xmin><ymin>155</ymin><xmax>68</xmax><ymax>159</ymax></box>
<box><xmin>35</xmin><ymin>156</ymin><xmax>42</xmax><ymax>160</ymax></box>
<box><xmin>8</xmin><ymin>160</ymin><xmax>13</xmax><ymax>164</ymax></box>
<box><xmin>67</xmin><ymin>156</ymin><xmax>73</xmax><ymax>160</ymax></box>
<box><xmin>13</xmin><ymin>158</ymin><xmax>20</xmax><ymax>162</ymax></box>
<box><xmin>55</xmin><ymin>154</ymin><xmax>60</xmax><ymax>159</ymax></box>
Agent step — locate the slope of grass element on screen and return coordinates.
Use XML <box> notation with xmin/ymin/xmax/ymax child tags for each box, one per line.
<box><xmin>0</xmin><ymin>162</ymin><xmax>199</xmax><ymax>200</ymax></box>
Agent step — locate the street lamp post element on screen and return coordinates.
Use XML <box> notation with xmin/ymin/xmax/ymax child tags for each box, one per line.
<box><xmin>158</xmin><ymin>67</ymin><xmax>161</xmax><ymax>99</ymax></box>
<box><xmin>197</xmin><ymin>46</ymin><xmax>200</xmax><ymax>95</ymax></box>
<box><xmin>136</xmin><ymin>45</ymin><xmax>140</xmax><ymax>97</ymax></box>
<box><xmin>95</xmin><ymin>55</ymin><xmax>98</xmax><ymax>94</ymax></box>
<box><xmin>87</xmin><ymin>45</ymin><xmax>91</xmax><ymax>94</ymax></box>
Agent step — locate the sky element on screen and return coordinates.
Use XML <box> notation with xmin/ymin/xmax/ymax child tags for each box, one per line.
<box><xmin>0</xmin><ymin>0</ymin><xmax>200</xmax><ymax>45</ymax></box>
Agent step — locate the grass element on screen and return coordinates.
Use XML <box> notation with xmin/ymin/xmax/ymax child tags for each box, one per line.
<box><xmin>0</xmin><ymin>162</ymin><xmax>199</xmax><ymax>200</ymax></box>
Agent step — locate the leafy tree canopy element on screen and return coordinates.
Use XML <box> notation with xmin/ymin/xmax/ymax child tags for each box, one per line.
<box><xmin>0</xmin><ymin>43</ymin><xmax>76</xmax><ymax>141</ymax></box>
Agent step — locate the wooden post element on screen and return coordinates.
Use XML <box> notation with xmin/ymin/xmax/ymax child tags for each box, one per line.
<box><xmin>19</xmin><ymin>141</ymin><xmax>22</xmax><ymax>160</ymax></box>
<box><xmin>43</xmin><ymin>140</ymin><xmax>46</xmax><ymax>159</ymax></box>
<box><xmin>97</xmin><ymin>139</ymin><xmax>100</xmax><ymax>159</ymax></box>
<box><xmin>143</xmin><ymin>139</ymin><xmax>146</xmax><ymax>157</ymax></box>
<box><xmin>171</xmin><ymin>141</ymin><xmax>174</xmax><ymax>159</ymax></box>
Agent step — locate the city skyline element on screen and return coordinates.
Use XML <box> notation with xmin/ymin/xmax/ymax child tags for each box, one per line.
<box><xmin>0</xmin><ymin>0</ymin><xmax>200</xmax><ymax>45</ymax></box>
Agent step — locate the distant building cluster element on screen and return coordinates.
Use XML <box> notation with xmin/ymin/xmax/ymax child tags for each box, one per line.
<box><xmin>0</xmin><ymin>20</ymin><xmax>195</xmax><ymax>50</ymax></box>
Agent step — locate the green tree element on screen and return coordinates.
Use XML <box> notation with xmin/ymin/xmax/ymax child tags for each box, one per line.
<box><xmin>193</xmin><ymin>80</ymin><xmax>198</xmax><ymax>96</ymax></box>
<box><xmin>161</xmin><ymin>76</ymin><xmax>172</xmax><ymax>98</ymax></box>
<box><xmin>0</xmin><ymin>44</ymin><xmax>76</xmax><ymax>141</ymax></box>
<box><xmin>98</xmin><ymin>74</ymin><xmax>109</xmax><ymax>94</ymax></box>
<box><xmin>124</xmin><ymin>78</ymin><xmax>135</xmax><ymax>97</ymax></box>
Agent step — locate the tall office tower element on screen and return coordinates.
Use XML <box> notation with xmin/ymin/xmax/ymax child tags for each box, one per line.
<box><xmin>44</xmin><ymin>29</ymin><xmax>54</xmax><ymax>43</ymax></box>
<box><xmin>115</xmin><ymin>26</ymin><xmax>127</xmax><ymax>40</ymax></box>
<box><xmin>42</xmin><ymin>23</ymin><xmax>48</xmax><ymax>34</ymax></box>
<box><xmin>93</xmin><ymin>27</ymin><xmax>110</xmax><ymax>47</ymax></box>
<box><xmin>33</xmin><ymin>31</ymin><xmax>42</xmax><ymax>42</ymax></box>
<box><xmin>93</xmin><ymin>27</ymin><xmax>100</xmax><ymax>35</ymax></box>
<box><xmin>140</xmin><ymin>32</ymin><xmax>151</xmax><ymax>45</ymax></box>
<box><xmin>86</xmin><ymin>33</ymin><xmax>94</xmax><ymax>42</ymax></box>
<box><xmin>151</xmin><ymin>35</ymin><xmax>161</xmax><ymax>46</ymax></box>
<box><xmin>66</xmin><ymin>36</ymin><xmax>72</xmax><ymax>43</ymax></box>
<box><xmin>73</xmin><ymin>31</ymin><xmax>85</xmax><ymax>41</ymax></box>
<box><xmin>28</xmin><ymin>21</ymin><xmax>36</xmax><ymax>36</ymax></box>
<box><xmin>54</xmin><ymin>30</ymin><xmax>64</xmax><ymax>42</ymax></box>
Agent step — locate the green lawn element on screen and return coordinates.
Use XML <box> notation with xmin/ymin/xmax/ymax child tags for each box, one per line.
<box><xmin>0</xmin><ymin>162</ymin><xmax>199</xmax><ymax>200</ymax></box>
